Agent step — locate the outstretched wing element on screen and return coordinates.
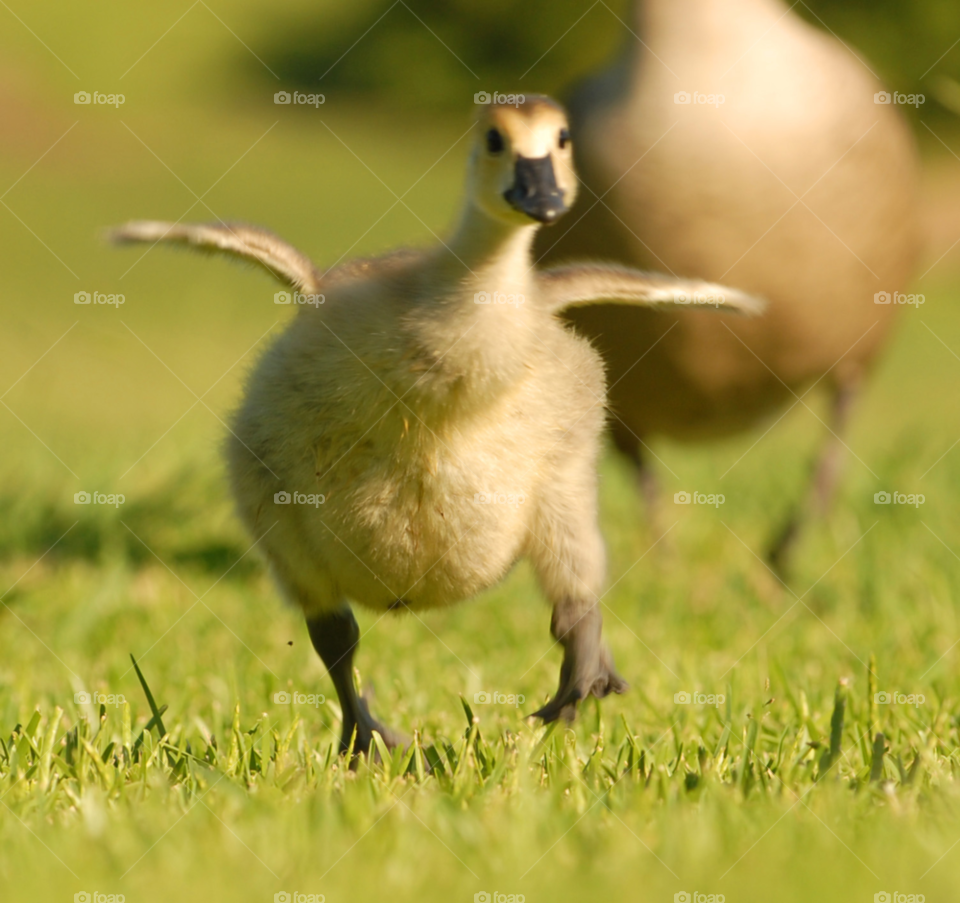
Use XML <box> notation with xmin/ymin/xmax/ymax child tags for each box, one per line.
<box><xmin>538</xmin><ymin>263</ymin><xmax>765</xmax><ymax>317</ymax></box>
<box><xmin>107</xmin><ymin>221</ymin><xmax>320</xmax><ymax>293</ymax></box>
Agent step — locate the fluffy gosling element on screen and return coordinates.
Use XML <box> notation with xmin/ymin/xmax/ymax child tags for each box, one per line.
<box><xmin>110</xmin><ymin>95</ymin><xmax>762</xmax><ymax>757</ymax></box>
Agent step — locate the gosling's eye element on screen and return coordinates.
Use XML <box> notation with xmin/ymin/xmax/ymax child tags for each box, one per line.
<box><xmin>486</xmin><ymin>128</ymin><xmax>504</xmax><ymax>154</ymax></box>
<box><xmin>559</xmin><ymin>128</ymin><xmax>571</xmax><ymax>150</ymax></box>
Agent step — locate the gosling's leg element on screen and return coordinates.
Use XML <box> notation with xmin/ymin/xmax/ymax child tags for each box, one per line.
<box><xmin>768</xmin><ymin>376</ymin><xmax>860</xmax><ymax>575</ymax></box>
<box><xmin>527</xmin><ymin>476</ymin><xmax>628</xmax><ymax>723</ymax></box>
<box><xmin>532</xmin><ymin>601</ymin><xmax>627</xmax><ymax>723</ymax></box>
<box><xmin>305</xmin><ymin>606</ymin><xmax>405</xmax><ymax>758</ymax></box>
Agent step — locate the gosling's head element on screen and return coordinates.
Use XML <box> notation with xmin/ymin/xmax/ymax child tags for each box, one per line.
<box><xmin>469</xmin><ymin>94</ymin><xmax>578</xmax><ymax>227</ymax></box>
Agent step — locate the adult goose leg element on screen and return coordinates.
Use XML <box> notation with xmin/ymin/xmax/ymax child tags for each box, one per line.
<box><xmin>768</xmin><ymin>375</ymin><xmax>861</xmax><ymax>575</ymax></box>
<box><xmin>610</xmin><ymin>417</ymin><xmax>659</xmax><ymax>521</ymax></box>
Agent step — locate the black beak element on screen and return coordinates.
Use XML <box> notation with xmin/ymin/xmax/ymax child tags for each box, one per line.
<box><xmin>503</xmin><ymin>155</ymin><xmax>568</xmax><ymax>224</ymax></box>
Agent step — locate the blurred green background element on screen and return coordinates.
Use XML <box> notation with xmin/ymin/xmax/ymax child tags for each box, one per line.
<box><xmin>258</xmin><ymin>0</ymin><xmax>960</xmax><ymax>120</ymax></box>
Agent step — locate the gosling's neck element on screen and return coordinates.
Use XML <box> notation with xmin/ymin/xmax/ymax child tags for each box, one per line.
<box><xmin>441</xmin><ymin>202</ymin><xmax>539</xmax><ymax>294</ymax></box>
<box><xmin>409</xmin><ymin>202</ymin><xmax>541</xmax><ymax>416</ymax></box>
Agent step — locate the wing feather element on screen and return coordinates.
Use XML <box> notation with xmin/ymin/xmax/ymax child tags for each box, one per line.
<box><xmin>108</xmin><ymin>220</ymin><xmax>320</xmax><ymax>292</ymax></box>
<box><xmin>538</xmin><ymin>263</ymin><xmax>765</xmax><ymax>316</ymax></box>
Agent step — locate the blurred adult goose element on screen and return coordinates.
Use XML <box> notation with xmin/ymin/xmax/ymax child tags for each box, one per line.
<box><xmin>110</xmin><ymin>96</ymin><xmax>761</xmax><ymax>756</ymax></box>
<box><xmin>535</xmin><ymin>0</ymin><xmax>921</xmax><ymax>567</ymax></box>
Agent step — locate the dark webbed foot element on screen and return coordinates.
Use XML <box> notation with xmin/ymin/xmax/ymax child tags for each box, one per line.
<box><xmin>532</xmin><ymin>603</ymin><xmax>628</xmax><ymax>723</ymax></box>
<box><xmin>350</xmin><ymin>692</ymin><xmax>409</xmax><ymax>755</ymax></box>
<box><xmin>306</xmin><ymin>607</ymin><xmax>405</xmax><ymax>761</ymax></box>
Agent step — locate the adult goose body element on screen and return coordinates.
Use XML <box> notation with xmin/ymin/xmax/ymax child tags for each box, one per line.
<box><xmin>536</xmin><ymin>0</ymin><xmax>921</xmax><ymax>566</ymax></box>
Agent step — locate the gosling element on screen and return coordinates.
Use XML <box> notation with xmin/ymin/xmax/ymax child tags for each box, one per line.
<box><xmin>535</xmin><ymin>0</ymin><xmax>921</xmax><ymax>569</ymax></box>
<box><xmin>110</xmin><ymin>96</ymin><xmax>762</xmax><ymax>756</ymax></box>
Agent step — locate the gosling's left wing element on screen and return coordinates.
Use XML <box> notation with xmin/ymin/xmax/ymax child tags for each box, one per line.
<box><xmin>538</xmin><ymin>264</ymin><xmax>765</xmax><ymax>317</ymax></box>
<box><xmin>107</xmin><ymin>220</ymin><xmax>320</xmax><ymax>293</ymax></box>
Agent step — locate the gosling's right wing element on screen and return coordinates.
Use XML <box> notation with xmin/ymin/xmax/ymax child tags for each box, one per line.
<box><xmin>107</xmin><ymin>221</ymin><xmax>320</xmax><ymax>293</ymax></box>
<box><xmin>538</xmin><ymin>264</ymin><xmax>765</xmax><ymax>317</ymax></box>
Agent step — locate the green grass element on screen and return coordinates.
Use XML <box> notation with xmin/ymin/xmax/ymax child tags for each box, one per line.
<box><xmin>6</xmin><ymin>4</ymin><xmax>960</xmax><ymax>902</ymax></box>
